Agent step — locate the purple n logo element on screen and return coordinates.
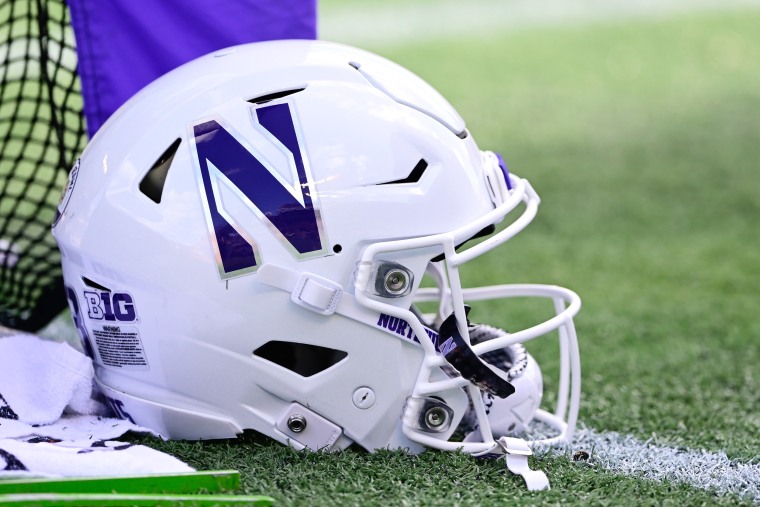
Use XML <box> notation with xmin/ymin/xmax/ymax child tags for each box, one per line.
<box><xmin>190</xmin><ymin>101</ymin><xmax>327</xmax><ymax>279</ymax></box>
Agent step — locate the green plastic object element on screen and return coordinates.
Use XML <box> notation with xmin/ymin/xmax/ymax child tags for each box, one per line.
<box><xmin>0</xmin><ymin>470</ymin><xmax>240</xmax><ymax>495</ymax></box>
<box><xmin>0</xmin><ymin>471</ymin><xmax>275</xmax><ymax>506</ymax></box>
<box><xmin>0</xmin><ymin>492</ymin><xmax>274</xmax><ymax>506</ymax></box>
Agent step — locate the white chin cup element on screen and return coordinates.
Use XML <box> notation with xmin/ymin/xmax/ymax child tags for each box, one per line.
<box><xmin>463</xmin><ymin>340</ymin><xmax>544</xmax><ymax>442</ymax></box>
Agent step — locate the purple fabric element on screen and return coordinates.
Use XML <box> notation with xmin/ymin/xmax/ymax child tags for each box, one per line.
<box><xmin>68</xmin><ymin>0</ymin><xmax>317</xmax><ymax>137</ymax></box>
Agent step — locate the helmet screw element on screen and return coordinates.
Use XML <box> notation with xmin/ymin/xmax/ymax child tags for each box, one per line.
<box><xmin>287</xmin><ymin>414</ymin><xmax>307</xmax><ymax>433</ymax></box>
<box><xmin>384</xmin><ymin>269</ymin><xmax>408</xmax><ymax>295</ymax></box>
<box><xmin>352</xmin><ymin>387</ymin><xmax>376</xmax><ymax>409</ymax></box>
<box><xmin>424</xmin><ymin>406</ymin><xmax>448</xmax><ymax>430</ymax></box>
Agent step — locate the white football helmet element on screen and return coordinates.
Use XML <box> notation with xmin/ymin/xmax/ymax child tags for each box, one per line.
<box><xmin>52</xmin><ymin>40</ymin><xmax>580</xmax><ymax>458</ymax></box>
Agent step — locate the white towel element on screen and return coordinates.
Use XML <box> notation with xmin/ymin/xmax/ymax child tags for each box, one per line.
<box><xmin>0</xmin><ymin>438</ymin><xmax>193</xmax><ymax>478</ymax></box>
<box><xmin>0</xmin><ymin>334</ymin><xmax>107</xmax><ymax>424</ymax></box>
<box><xmin>0</xmin><ymin>332</ymin><xmax>193</xmax><ymax>478</ymax></box>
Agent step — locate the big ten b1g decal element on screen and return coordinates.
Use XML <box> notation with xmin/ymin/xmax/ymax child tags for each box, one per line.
<box><xmin>84</xmin><ymin>291</ymin><xmax>137</xmax><ymax>322</ymax></box>
<box><xmin>79</xmin><ymin>290</ymin><xmax>149</xmax><ymax>370</ymax></box>
<box><xmin>189</xmin><ymin>100</ymin><xmax>329</xmax><ymax>279</ymax></box>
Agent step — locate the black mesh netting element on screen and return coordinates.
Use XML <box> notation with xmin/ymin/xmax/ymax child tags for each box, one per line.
<box><xmin>0</xmin><ymin>0</ymin><xmax>85</xmax><ymax>331</ymax></box>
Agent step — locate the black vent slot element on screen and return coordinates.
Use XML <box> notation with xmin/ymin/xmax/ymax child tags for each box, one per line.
<box><xmin>378</xmin><ymin>159</ymin><xmax>428</xmax><ymax>185</ymax></box>
<box><xmin>248</xmin><ymin>88</ymin><xmax>306</xmax><ymax>104</ymax></box>
<box><xmin>431</xmin><ymin>224</ymin><xmax>496</xmax><ymax>262</ymax></box>
<box><xmin>254</xmin><ymin>341</ymin><xmax>347</xmax><ymax>377</ymax></box>
<box><xmin>82</xmin><ymin>277</ymin><xmax>110</xmax><ymax>292</ymax></box>
<box><xmin>140</xmin><ymin>138</ymin><xmax>181</xmax><ymax>203</ymax></box>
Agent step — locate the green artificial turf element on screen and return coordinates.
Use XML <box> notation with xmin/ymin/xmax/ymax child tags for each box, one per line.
<box><xmin>134</xmin><ymin>432</ymin><xmax>749</xmax><ymax>506</ymax></box>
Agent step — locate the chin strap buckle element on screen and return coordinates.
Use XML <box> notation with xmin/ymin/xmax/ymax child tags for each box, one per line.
<box><xmin>257</xmin><ymin>264</ymin><xmax>342</xmax><ymax>316</ymax></box>
<box><xmin>498</xmin><ymin>437</ymin><xmax>550</xmax><ymax>491</ymax></box>
<box><xmin>291</xmin><ymin>273</ymin><xmax>342</xmax><ymax>315</ymax></box>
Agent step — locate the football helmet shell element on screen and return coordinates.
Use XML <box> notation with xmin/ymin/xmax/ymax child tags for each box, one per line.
<box><xmin>53</xmin><ymin>40</ymin><xmax>580</xmax><ymax>455</ymax></box>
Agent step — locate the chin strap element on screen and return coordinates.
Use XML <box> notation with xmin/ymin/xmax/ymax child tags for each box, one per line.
<box><xmin>474</xmin><ymin>437</ymin><xmax>550</xmax><ymax>491</ymax></box>
<box><xmin>499</xmin><ymin>437</ymin><xmax>550</xmax><ymax>491</ymax></box>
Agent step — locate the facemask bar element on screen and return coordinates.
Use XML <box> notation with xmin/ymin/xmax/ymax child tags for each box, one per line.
<box><xmin>354</xmin><ymin>170</ymin><xmax>581</xmax><ymax>454</ymax></box>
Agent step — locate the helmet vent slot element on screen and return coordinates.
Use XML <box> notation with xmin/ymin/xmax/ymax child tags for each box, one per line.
<box><xmin>431</xmin><ymin>224</ymin><xmax>496</xmax><ymax>262</ymax></box>
<box><xmin>82</xmin><ymin>277</ymin><xmax>110</xmax><ymax>292</ymax></box>
<box><xmin>377</xmin><ymin>159</ymin><xmax>428</xmax><ymax>185</ymax></box>
<box><xmin>247</xmin><ymin>87</ymin><xmax>306</xmax><ymax>104</ymax></box>
<box><xmin>139</xmin><ymin>138</ymin><xmax>181</xmax><ymax>203</ymax></box>
<box><xmin>253</xmin><ymin>341</ymin><xmax>347</xmax><ymax>377</ymax></box>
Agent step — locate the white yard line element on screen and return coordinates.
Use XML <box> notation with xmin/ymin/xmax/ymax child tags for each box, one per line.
<box><xmin>538</xmin><ymin>427</ymin><xmax>760</xmax><ymax>502</ymax></box>
<box><xmin>319</xmin><ymin>0</ymin><xmax>760</xmax><ymax>48</ymax></box>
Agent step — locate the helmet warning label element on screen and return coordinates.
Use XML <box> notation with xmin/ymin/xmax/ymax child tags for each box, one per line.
<box><xmin>91</xmin><ymin>325</ymin><xmax>149</xmax><ymax>369</ymax></box>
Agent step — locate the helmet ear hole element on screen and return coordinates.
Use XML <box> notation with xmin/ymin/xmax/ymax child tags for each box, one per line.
<box><xmin>253</xmin><ymin>341</ymin><xmax>347</xmax><ymax>377</ymax></box>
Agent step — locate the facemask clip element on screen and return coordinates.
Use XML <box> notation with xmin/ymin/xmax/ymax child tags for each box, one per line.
<box><xmin>404</xmin><ymin>396</ymin><xmax>454</xmax><ymax>434</ymax></box>
<box><xmin>362</xmin><ymin>261</ymin><xmax>414</xmax><ymax>298</ymax></box>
